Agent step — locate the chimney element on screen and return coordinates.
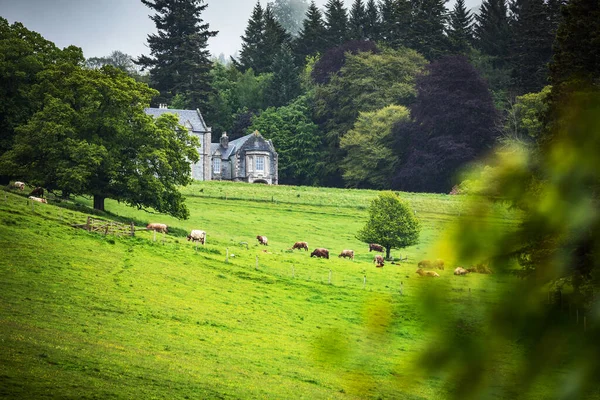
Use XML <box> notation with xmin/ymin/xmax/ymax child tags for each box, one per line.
<box><xmin>159</xmin><ymin>103</ymin><xmax>168</xmax><ymax>109</ymax></box>
<box><xmin>220</xmin><ymin>132</ymin><xmax>229</xmax><ymax>148</ymax></box>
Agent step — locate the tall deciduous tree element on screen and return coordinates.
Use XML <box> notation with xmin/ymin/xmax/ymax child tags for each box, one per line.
<box><xmin>268</xmin><ymin>0</ymin><xmax>310</xmax><ymax>36</ymax></box>
<box><xmin>293</xmin><ymin>1</ymin><xmax>328</xmax><ymax>64</ymax></box>
<box><xmin>135</xmin><ymin>0</ymin><xmax>217</xmax><ymax>109</ymax></box>
<box><xmin>0</xmin><ymin>65</ymin><xmax>199</xmax><ymax>218</ymax></box>
<box><xmin>340</xmin><ymin>105</ymin><xmax>410</xmax><ymax>189</ymax></box>
<box><xmin>357</xmin><ymin>192</ymin><xmax>420</xmax><ymax>259</ymax></box>
<box><xmin>392</xmin><ymin>55</ymin><xmax>500</xmax><ymax>193</ymax></box>
<box><xmin>324</xmin><ymin>0</ymin><xmax>349</xmax><ymax>47</ymax></box>
<box><xmin>447</xmin><ymin>0</ymin><xmax>474</xmax><ymax>55</ymax></box>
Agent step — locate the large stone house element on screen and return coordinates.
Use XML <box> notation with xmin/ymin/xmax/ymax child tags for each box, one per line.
<box><xmin>145</xmin><ymin>106</ymin><xmax>278</xmax><ymax>184</ymax></box>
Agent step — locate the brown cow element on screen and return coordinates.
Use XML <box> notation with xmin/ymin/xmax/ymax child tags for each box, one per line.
<box><xmin>369</xmin><ymin>243</ymin><xmax>384</xmax><ymax>252</ymax></box>
<box><xmin>416</xmin><ymin>268</ymin><xmax>439</xmax><ymax>277</ymax></box>
<box><xmin>292</xmin><ymin>241</ymin><xmax>309</xmax><ymax>251</ymax></box>
<box><xmin>338</xmin><ymin>249</ymin><xmax>354</xmax><ymax>259</ymax></box>
<box><xmin>257</xmin><ymin>235</ymin><xmax>268</xmax><ymax>245</ymax></box>
<box><xmin>373</xmin><ymin>255</ymin><xmax>385</xmax><ymax>266</ymax></box>
<box><xmin>454</xmin><ymin>267</ymin><xmax>469</xmax><ymax>275</ymax></box>
<box><xmin>146</xmin><ymin>223</ymin><xmax>168</xmax><ymax>233</ymax></box>
<box><xmin>29</xmin><ymin>187</ymin><xmax>44</xmax><ymax>198</ymax></box>
<box><xmin>418</xmin><ymin>259</ymin><xmax>432</xmax><ymax>268</ymax></box>
<box><xmin>432</xmin><ymin>259</ymin><xmax>445</xmax><ymax>270</ymax></box>
<box><xmin>310</xmin><ymin>248</ymin><xmax>329</xmax><ymax>259</ymax></box>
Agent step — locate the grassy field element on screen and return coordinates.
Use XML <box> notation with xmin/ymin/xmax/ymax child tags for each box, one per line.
<box><xmin>0</xmin><ymin>181</ymin><xmax>533</xmax><ymax>399</ymax></box>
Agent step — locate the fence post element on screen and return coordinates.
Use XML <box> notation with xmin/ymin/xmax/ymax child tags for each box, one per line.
<box><xmin>399</xmin><ymin>281</ymin><xmax>403</xmax><ymax>296</ymax></box>
<box><xmin>130</xmin><ymin>222</ymin><xmax>135</xmax><ymax>237</ymax></box>
<box><xmin>153</xmin><ymin>230</ymin><xmax>157</xmax><ymax>242</ymax></box>
<box><xmin>87</xmin><ymin>216</ymin><xmax>92</xmax><ymax>231</ymax></box>
<box><xmin>225</xmin><ymin>248</ymin><xmax>229</xmax><ymax>263</ymax></box>
<box><xmin>363</xmin><ymin>275</ymin><xmax>366</xmax><ymax>290</ymax></box>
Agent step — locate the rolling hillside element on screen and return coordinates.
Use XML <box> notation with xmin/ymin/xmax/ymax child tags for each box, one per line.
<box><xmin>0</xmin><ymin>182</ymin><xmax>525</xmax><ymax>399</ymax></box>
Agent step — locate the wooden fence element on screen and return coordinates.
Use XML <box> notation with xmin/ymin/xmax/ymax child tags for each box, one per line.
<box><xmin>74</xmin><ymin>216</ymin><xmax>136</xmax><ymax>237</ymax></box>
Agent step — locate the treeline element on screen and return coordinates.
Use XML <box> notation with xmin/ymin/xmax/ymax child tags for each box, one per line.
<box><xmin>199</xmin><ymin>0</ymin><xmax>564</xmax><ymax>190</ymax></box>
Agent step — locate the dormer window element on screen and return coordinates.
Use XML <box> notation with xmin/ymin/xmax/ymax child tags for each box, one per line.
<box><xmin>256</xmin><ymin>156</ymin><xmax>265</xmax><ymax>172</ymax></box>
<box><xmin>213</xmin><ymin>157</ymin><xmax>221</xmax><ymax>174</ymax></box>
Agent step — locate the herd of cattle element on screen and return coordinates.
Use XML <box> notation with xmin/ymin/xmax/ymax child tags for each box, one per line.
<box><xmin>144</xmin><ymin>222</ymin><xmax>479</xmax><ymax>278</ymax></box>
<box><xmin>8</xmin><ymin>181</ymin><xmax>47</xmax><ymax>203</ymax></box>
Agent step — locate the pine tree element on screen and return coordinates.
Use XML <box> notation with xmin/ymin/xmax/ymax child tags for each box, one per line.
<box><xmin>238</xmin><ymin>2</ymin><xmax>266</xmax><ymax>73</ymax></box>
<box><xmin>378</xmin><ymin>0</ymin><xmax>411</xmax><ymax>48</ymax></box>
<box><xmin>324</xmin><ymin>0</ymin><xmax>349</xmax><ymax>47</ymax></box>
<box><xmin>262</xmin><ymin>5</ymin><xmax>293</xmax><ymax>73</ymax></box>
<box><xmin>364</xmin><ymin>0</ymin><xmax>380</xmax><ymax>40</ymax></box>
<box><xmin>473</xmin><ymin>0</ymin><xmax>511</xmax><ymax>67</ymax></box>
<box><xmin>509</xmin><ymin>0</ymin><xmax>556</xmax><ymax>94</ymax></box>
<box><xmin>447</xmin><ymin>0</ymin><xmax>473</xmax><ymax>55</ymax></box>
<box><xmin>294</xmin><ymin>1</ymin><xmax>328</xmax><ymax>63</ymax></box>
<box><xmin>349</xmin><ymin>0</ymin><xmax>367</xmax><ymax>40</ymax></box>
<box><xmin>409</xmin><ymin>0</ymin><xmax>450</xmax><ymax>59</ymax></box>
<box><xmin>268</xmin><ymin>0</ymin><xmax>310</xmax><ymax>37</ymax></box>
<box><xmin>136</xmin><ymin>0</ymin><xmax>217</xmax><ymax>108</ymax></box>
<box><xmin>266</xmin><ymin>44</ymin><xmax>302</xmax><ymax>107</ymax></box>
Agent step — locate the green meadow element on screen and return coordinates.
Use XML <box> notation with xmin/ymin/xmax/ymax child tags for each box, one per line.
<box><xmin>0</xmin><ymin>182</ymin><xmax>532</xmax><ymax>399</ymax></box>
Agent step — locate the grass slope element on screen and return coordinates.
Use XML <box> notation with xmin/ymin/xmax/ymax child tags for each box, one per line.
<box><xmin>0</xmin><ymin>182</ymin><xmax>521</xmax><ymax>399</ymax></box>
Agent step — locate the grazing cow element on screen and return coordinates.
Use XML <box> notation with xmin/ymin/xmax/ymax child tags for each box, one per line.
<box><xmin>454</xmin><ymin>267</ymin><xmax>469</xmax><ymax>276</ymax></box>
<box><xmin>416</xmin><ymin>268</ymin><xmax>439</xmax><ymax>277</ymax></box>
<box><xmin>257</xmin><ymin>235</ymin><xmax>268</xmax><ymax>246</ymax></box>
<box><xmin>432</xmin><ymin>259</ymin><xmax>445</xmax><ymax>270</ymax></box>
<box><xmin>11</xmin><ymin>181</ymin><xmax>25</xmax><ymax>191</ymax></box>
<box><xmin>338</xmin><ymin>249</ymin><xmax>354</xmax><ymax>260</ymax></box>
<box><xmin>291</xmin><ymin>241</ymin><xmax>309</xmax><ymax>251</ymax></box>
<box><xmin>29</xmin><ymin>187</ymin><xmax>44</xmax><ymax>198</ymax></box>
<box><xmin>369</xmin><ymin>243</ymin><xmax>384</xmax><ymax>252</ymax></box>
<box><xmin>310</xmin><ymin>248</ymin><xmax>329</xmax><ymax>259</ymax></box>
<box><xmin>373</xmin><ymin>255</ymin><xmax>385</xmax><ymax>267</ymax></box>
<box><xmin>146</xmin><ymin>223</ymin><xmax>168</xmax><ymax>233</ymax></box>
<box><xmin>418</xmin><ymin>260</ymin><xmax>432</xmax><ymax>268</ymax></box>
<box><xmin>28</xmin><ymin>196</ymin><xmax>47</xmax><ymax>204</ymax></box>
<box><xmin>187</xmin><ymin>230</ymin><xmax>206</xmax><ymax>244</ymax></box>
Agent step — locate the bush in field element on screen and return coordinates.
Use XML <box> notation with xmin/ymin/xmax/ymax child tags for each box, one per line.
<box><xmin>356</xmin><ymin>192</ymin><xmax>420</xmax><ymax>259</ymax></box>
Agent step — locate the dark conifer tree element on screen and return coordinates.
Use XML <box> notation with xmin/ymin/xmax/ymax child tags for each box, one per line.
<box><xmin>266</xmin><ymin>44</ymin><xmax>302</xmax><ymax>107</ymax></box>
<box><xmin>364</xmin><ymin>0</ymin><xmax>381</xmax><ymax>40</ymax></box>
<box><xmin>293</xmin><ymin>1</ymin><xmax>328</xmax><ymax>63</ymax></box>
<box><xmin>262</xmin><ymin>5</ymin><xmax>293</xmax><ymax>73</ymax></box>
<box><xmin>473</xmin><ymin>0</ymin><xmax>511</xmax><ymax>67</ymax></box>
<box><xmin>447</xmin><ymin>0</ymin><xmax>473</xmax><ymax>55</ymax></box>
<box><xmin>238</xmin><ymin>2</ymin><xmax>266</xmax><ymax>73</ymax></box>
<box><xmin>349</xmin><ymin>0</ymin><xmax>367</xmax><ymax>40</ymax></box>
<box><xmin>136</xmin><ymin>0</ymin><xmax>217</xmax><ymax>108</ymax></box>
<box><xmin>409</xmin><ymin>0</ymin><xmax>451</xmax><ymax>59</ymax></box>
<box><xmin>509</xmin><ymin>0</ymin><xmax>556</xmax><ymax>94</ymax></box>
<box><xmin>379</xmin><ymin>0</ymin><xmax>411</xmax><ymax>48</ymax></box>
<box><xmin>324</xmin><ymin>0</ymin><xmax>349</xmax><ymax>47</ymax></box>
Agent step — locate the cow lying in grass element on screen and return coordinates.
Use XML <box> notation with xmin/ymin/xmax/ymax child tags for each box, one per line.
<box><xmin>257</xmin><ymin>235</ymin><xmax>268</xmax><ymax>246</ymax></box>
<box><xmin>291</xmin><ymin>241</ymin><xmax>308</xmax><ymax>251</ymax></box>
<box><xmin>416</xmin><ymin>268</ymin><xmax>439</xmax><ymax>277</ymax></box>
<box><xmin>187</xmin><ymin>230</ymin><xmax>206</xmax><ymax>244</ymax></box>
<box><xmin>310</xmin><ymin>248</ymin><xmax>329</xmax><ymax>259</ymax></box>
<box><xmin>146</xmin><ymin>223</ymin><xmax>168</xmax><ymax>233</ymax></box>
<box><xmin>454</xmin><ymin>267</ymin><xmax>469</xmax><ymax>275</ymax></box>
<box><xmin>28</xmin><ymin>196</ymin><xmax>47</xmax><ymax>204</ymax></box>
<box><xmin>338</xmin><ymin>249</ymin><xmax>354</xmax><ymax>260</ymax></box>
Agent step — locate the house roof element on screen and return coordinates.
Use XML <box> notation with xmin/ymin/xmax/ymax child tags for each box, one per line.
<box><xmin>211</xmin><ymin>133</ymin><xmax>254</xmax><ymax>159</ymax></box>
<box><xmin>144</xmin><ymin>108</ymin><xmax>209</xmax><ymax>133</ymax></box>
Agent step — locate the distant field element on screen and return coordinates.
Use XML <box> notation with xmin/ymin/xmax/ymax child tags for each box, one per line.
<box><xmin>0</xmin><ymin>182</ymin><xmax>539</xmax><ymax>399</ymax></box>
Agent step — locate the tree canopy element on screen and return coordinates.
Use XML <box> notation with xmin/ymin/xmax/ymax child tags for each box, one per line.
<box><xmin>357</xmin><ymin>192</ymin><xmax>420</xmax><ymax>259</ymax></box>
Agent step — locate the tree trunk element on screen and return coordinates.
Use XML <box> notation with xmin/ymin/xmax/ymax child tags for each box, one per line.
<box><xmin>93</xmin><ymin>195</ymin><xmax>105</xmax><ymax>212</ymax></box>
<box><xmin>386</xmin><ymin>246</ymin><xmax>391</xmax><ymax>260</ymax></box>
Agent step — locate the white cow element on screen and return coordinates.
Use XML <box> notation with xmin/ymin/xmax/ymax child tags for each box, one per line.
<box><xmin>187</xmin><ymin>230</ymin><xmax>206</xmax><ymax>244</ymax></box>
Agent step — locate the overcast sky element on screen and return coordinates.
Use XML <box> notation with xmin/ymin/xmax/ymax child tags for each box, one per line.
<box><xmin>0</xmin><ymin>0</ymin><xmax>478</xmax><ymax>60</ymax></box>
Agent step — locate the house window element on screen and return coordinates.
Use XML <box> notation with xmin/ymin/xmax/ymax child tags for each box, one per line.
<box><xmin>256</xmin><ymin>156</ymin><xmax>265</xmax><ymax>172</ymax></box>
<box><xmin>213</xmin><ymin>158</ymin><xmax>221</xmax><ymax>174</ymax></box>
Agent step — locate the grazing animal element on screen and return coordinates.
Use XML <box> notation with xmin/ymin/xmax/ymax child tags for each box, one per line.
<box><xmin>418</xmin><ymin>260</ymin><xmax>432</xmax><ymax>268</ymax></box>
<box><xmin>338</xmin><ymin>249</ymin><xmax>354</xmax><ymax>259</ymax></box>
<box><xmin>291</xmin><ymin>241</ymin><xmax>309</xmax><ymax>251</ymax></box>
<box><xmin>29</xmin><ymin>187</ymin><xmax>44</xmax><ymax>198</ymax></box>
<box><xmin>369</xmin><ymin>243</ymin><xmax>384</xmax><ymax>252</ymax></box>
<box><xmin>373</xmin><ymin>255</ymin><xmax>385</xmax><ymax>266</ymax></box>
<box><xmin>12</xmin><ymin>181</ymin><xmax>25</xmax><ymax>191</ymax></box>
<box><xmin>257</xmin><ymin>235</ymin><xmax>268</xmax><ymax>245</ymax></box>
<box><xmin>416</xmin><ymin>268</ymin><xmax>439</xmax><ymax>277</ymax></box>
<box><xmin>28</xmin><ymin>196</ymin><xmax>47</xmax><ymax>204</ymax></box>
<box><xmin>146</xmin><ymin>223</ymin><xmax>168</xmax><ymax>233</ymax></box>
<box><xmin>187</xmin><ymin>230</ymin><xmax>206</xmax><ymax>244</ymax></box>
<box><xmin>454</xmin><ymin>267</ymin><xmax>469</xmax><ymax>276</ymax></box>
<box><xmin>310</xmin><ymin>248</ymin><xmax>329</xmax><ymax>259</ymax></box>
<box><xmin>432</xmin><ymin>259</ymin><xmax>445</xmax><ymax>270</ymax></box>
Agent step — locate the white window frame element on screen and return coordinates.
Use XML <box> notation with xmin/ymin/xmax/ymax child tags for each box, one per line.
<box><xmin>256</xmin><ymin>156</ymin><xmax>265</xmax><ymax>172</ymax></box>
<box><xmin>213</xmin><ymin>157</ymin><xmax>221</xmax><ymax>174</ymax></box>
